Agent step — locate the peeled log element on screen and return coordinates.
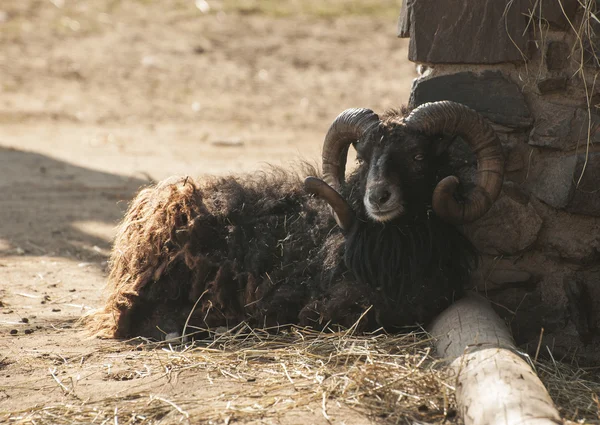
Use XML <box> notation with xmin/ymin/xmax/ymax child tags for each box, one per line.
<box><xmin>429</xmin><ymin>295</ymin><xmax>563</xmax><ymax>425</ymax></box>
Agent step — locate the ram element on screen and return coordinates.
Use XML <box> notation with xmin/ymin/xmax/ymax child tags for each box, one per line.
<box><xmin>87</xmin><ymin>101</ymin><xmax>504</xmax><ymax>340</ymax></box>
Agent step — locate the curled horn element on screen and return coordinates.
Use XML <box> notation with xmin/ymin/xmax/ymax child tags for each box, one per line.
<box><xmin>322</xmin><ymin>108</ymin><xmax>380</xmax><ymax>192</ymax></box>
<box><xmin>403</xmin><ymin>101</ymin><xmax>505</xmax><ymax>224</ymax></box>
<box><xmin>304</xmin><ymin>177</ymin><xmax>354</xmax><ymax>231</ymax></box>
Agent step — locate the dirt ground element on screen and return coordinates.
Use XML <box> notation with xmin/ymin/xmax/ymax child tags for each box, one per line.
<box><xmin>0</xmin><ymin>1</ymin><xmax>425</xmax><ymax>423</ymax></box>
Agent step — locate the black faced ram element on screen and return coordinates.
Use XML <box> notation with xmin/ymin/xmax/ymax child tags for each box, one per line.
<box><xmin>86</xmin><ymin>101</ymin><xmax>504</xmax><ymax>340</ymax></box>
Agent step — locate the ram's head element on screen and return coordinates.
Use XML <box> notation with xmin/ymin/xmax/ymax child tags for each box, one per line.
<box><xmin>306</xmin><ymin>100</ymin><xmax>505</xmax><ymax>230</ymax></box>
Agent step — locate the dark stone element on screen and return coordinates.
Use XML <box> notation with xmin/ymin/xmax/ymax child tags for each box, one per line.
<box><xmin>546</xmin><ymin>41</ymin><xmax>570</xmax><ymax>71</ymax></box>
<box><xmin>529</xmin><ymin>103</ymin><xmax>600</xmax><ymax>151</ymax></box>
<box><xmin>570</xmin><ymin>108</ymin><xmax>600</xmax><ymax>149</ymax></box>
<box><xmin>465</xmin><ymin>193</ymin><xmax>543</xmax><ymax>255</ymax></box>
<box><xmin>505</xmin><ymin>144</ymin><xmax>526</xmax><ymax>172</ymax></box>
<box><xmin>529</xmin><ymin>152</ymin><xmax>600</xmax><ymax>216</ymax></box>
<box><xmin>474</xmin><ymin>268</ymin><xmax>533</xmax><ymax>291</ymax></box>
<box><xmin>533</xmin><ymin>198</ymin><xmax>600</xmax><ymax>263</ymax></box>
<box><xmin>537</xmin><ymin>76</ymin><xmax>567</xmax><ymax>94</ymax></box>
<box><xmin>528</xmin><ymin>155</ymin><xmax>577</xmax><ymax>208</ymax></box>
<box><xmin>583</xmin><ymin>18</ymin><xmax>600</xmax><ymax>67</ymax></box>
<box><xmin>500</xmin><ymin>134</ymin><xmax>531</xmax><ymax>183</ymax></box>
<box><xmin>410</xmin><ymin>71</ymin><xmax>533</xmax><ymax>128</ymax></box>
<box><xmin>503</xmin><ymin>181</ymin><xmax>530</xmax><ymax>204</ymax></box>
<box><xmin>489</xmin><ymin>269</ymin><xmax>532</xmax><ymax>285</ymax></box>
<box><xmin>529</xmin><ymin>103</ymin><xmax>577</xmax><ymax>150</ymax></box>
<box><xmin>527</xmin><ymin>0</ymin><xmax>578</xmax><ymax>30</ymax></box>
<box><xmin>398</xmin><ymin>0</ymin><xmax>530</xmax><ymax>64</ymax></box>
<box><xmin>564</xmin><ymin>272</ymin><xmax>600</xmax><ymax>343</ymax></box>
<box><xmin>584</xmin><ymin>47</ymin><xmax>600</xmax><ymax>68</ymax></box>
<box><xmin>567</xmin><ymin>152</ymin><xmax>600</xmax><ymax>216</ymax></box>
<box><xmin>539</xmin><ymin>224</ymin><xmax>600</xmax><ymax>264</ymax></box>
<box><xmin>472</xmin><ymin>256</ymin><xmax>537</xmax><ymax>291</ymax></box>
<box><xmin>491</xmin><ymin>286</ymin><xmax>567</xmax><ymax>346</ymax></box>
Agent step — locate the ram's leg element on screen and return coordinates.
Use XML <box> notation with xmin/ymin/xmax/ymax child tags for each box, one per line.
<box><xmin>429</xmin><ymin>294</ymin><xmax>562</xmax><ymax>425</ymax></box>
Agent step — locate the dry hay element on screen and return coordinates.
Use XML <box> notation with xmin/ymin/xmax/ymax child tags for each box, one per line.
<box><xmin>2</xmin><ymin>321</ymin><xmax>600</xmax><ymax>425</ymax></box>
<box><xmin>536</xmin><ymin>349</ymin><xmax>600</xmax><ymax>424</ymax></box>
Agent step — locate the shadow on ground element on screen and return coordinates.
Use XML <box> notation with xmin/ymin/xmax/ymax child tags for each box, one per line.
<box><xmin>0</xmin><ymin>146</ymin><xmax>148</xmax><ymax>261</ymax></box>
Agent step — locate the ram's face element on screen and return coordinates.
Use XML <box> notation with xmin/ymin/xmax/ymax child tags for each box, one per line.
<box><xmin>356</xmin><ymin>126</ymin><xmax>439</xmax><ymax>222</ymax></box>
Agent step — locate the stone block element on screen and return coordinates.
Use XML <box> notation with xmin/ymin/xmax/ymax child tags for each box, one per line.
<box><xmin>529</xmin><ymin>152</ymin><xmax>600</xmax><ymax>216</ymax></box>
<box><xmin>465</xmin><ymin>192</ymin><xmax>543</xmax><ymax>255</ymax></box>
<box><xmin>473</xmin><ymin>267</ymin><xmax>533</xmax><ymax>291</ymax></box>
<box><xmin>489</xmin><ymin>269</ymin><xmax>532</xmax><ymax>285</ymax></box>
<box><xmin>410</xmin><ymin>71</ymin><xmax>533</xmax><ymax>128</ymax></box>
<box><xmin>504</xmin><ymin>142</ymin><xmax>527</xmax><ymax>175</ymax></box>
<box><xmin>537</xmin><ymin>76</ymin><xmax>567</xmax><ymax>94</ymax></box>
<box><xmin>398</xmin><ymin>0</ymin><xmax>530</xmax><ymax>64</ymax></box>
<box><xmin>491</xmin><ymin>285</ymin><xmax>566</xmax><ymax>345</ymax></box>
<box><xmin>503</xmin><ymin>181</ymin><xmax>530</xmax><ymax>204</ymax></box>
<box><xmin>539</xmin><ymin>223</ymin><xmax>600</xmax><ymax>264</ymax></box>
<box><xmin>567</xmin><ymin>152</ymin><xmax>600</xmax><ymax>216</ymax></box>
<box><xmin>530</xmin><ymin>105</ymin><xmax>600</xmax><ymax>150</ymax></box>
<box><xmin>545</xmin><ymin>41</ymin><xmax>570</xmax><ymax>71</ymax></box>
<box><xmin>533</xmin><ymin>191</ymin><xmax>600</xmax><ymax>262</ymax></box>
<box><xmin>527</xmin><ymin>0</ymin><xmax>578</xmax><ymax>29</ymax></box>
<box><xmin>581</xmin><ymin>12</ymin><xmax>600</xmax><ymax>68</ymax></box>
<box><xmin>528</xmin><ymin>155</ymin><xmax>578</xmax><ymax>208</ymax></box>
<box><xmin>570</xmin><ymin>108</ymin><xmax>600</xmax><ymax>149</ymax></box>
<box><xmin>498</xmin><ymin>134</ymin><xmax>530</xmax><ymax>184</ymax></box>
<box><xmin>564</xmin><ymin>271</ymin><xmax>600</xmax><ymax>343</ymax></box>
<box><xmin>529</xmin><ymin>103</ymin><xmax>577</xmax><ymax>149</ymax></box>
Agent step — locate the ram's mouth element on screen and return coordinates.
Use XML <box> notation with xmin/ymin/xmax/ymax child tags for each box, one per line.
<box><xmin>365</xmin><ymin>203</ymin><xmax>404</xmax><ymax>223</ymax></box>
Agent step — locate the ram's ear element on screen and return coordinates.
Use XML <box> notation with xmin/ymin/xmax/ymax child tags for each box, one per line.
<box><xmin>433</xmin><ymin>135</ymin><xmax>458</xmax><ymax>157</ymax></box>
<box><xmin>304</xmin><ymin>177</ymin><xmax>355</xmax><ymax>232</ymax></box>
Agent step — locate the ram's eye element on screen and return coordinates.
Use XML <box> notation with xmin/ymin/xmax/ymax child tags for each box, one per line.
<box><xmin>414</xmin><ymin>154</ymin><xmax>425</xmax><ymax>161</ymax></box>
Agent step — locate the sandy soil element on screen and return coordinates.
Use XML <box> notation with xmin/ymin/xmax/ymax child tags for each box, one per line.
<box><xmin>0</xmin><ymin>1</ymin><xmax>419</xmax><ymax>423</ymax></box>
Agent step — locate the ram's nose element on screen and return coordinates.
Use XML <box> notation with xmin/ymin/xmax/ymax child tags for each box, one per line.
<box><xmin>368</xmin><ymin>186</ymin><xmax>391</xmax><ymax>207</ymax></box>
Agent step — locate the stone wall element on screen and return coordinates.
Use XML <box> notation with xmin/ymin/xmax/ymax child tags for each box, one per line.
<box><xmin>399</xmin><ymin>0</ymin><xmax>600</xmax><ymax>364</ymax></box>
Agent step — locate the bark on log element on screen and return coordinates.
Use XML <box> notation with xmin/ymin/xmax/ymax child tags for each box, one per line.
<box><xmin>429</xmin><ymin>295</ymin><xmax>563</xmax><ymax>425</ymax></box>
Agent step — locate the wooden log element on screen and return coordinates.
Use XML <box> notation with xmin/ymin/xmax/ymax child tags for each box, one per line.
<box><xmin>429</xmin><ymin>294</ymin><xmax>563</xmax><ymax>425</ymax></box>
